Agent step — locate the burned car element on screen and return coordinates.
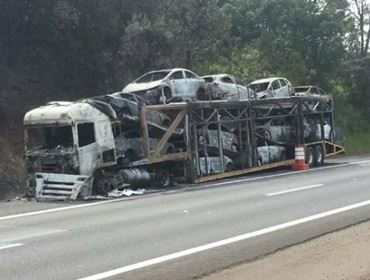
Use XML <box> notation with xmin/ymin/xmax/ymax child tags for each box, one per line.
<box><xmin>294</xmin><ymin>86</ymin><xmax>327</xmax><ymax>97</ymax></box>
<box><xmin>198</xmin><ymin>155</ymin><xmax>234</xmax><ymax>175</ymax></box>
<box><xmin>93</xmin><ymin>92</ymin><xmax>171</xmax><ymax>129</ymax></box>
<box><xmin>198</xmin><ymin>124</ymin><xmax>239</xmax><ymax>157</ymax></box>
<box><xmin>115</xmin><ymin>129</ymin><xmax>175</xmax><ymax>164</ymax></box>
<box><xmin>248</xmin><ymin>77</ymin><xmax>293</xmax><ymax>99</ymax></box>
<box><xmin>256</xmin><ymin>119</ymin><xmax>295</xmax><ymax>144</ymax></box>
<box><xmin>257</xmin><ymin>145</ymin><xmax>286</xmax><ymax>166</ymax></box>
<box><xmin>257</xmin><ymin>119</ymin><xmax>332</xmax><ymax>145</ymax></box>
<box><xmin>200</xmin><ymin>74</ymin><xmax>252</xmax><ymax>100</ymax></box>
<box><xmin>122</xmin><ymin>68</ymin><xmax>206</xmax><ymax>104</ymax></box>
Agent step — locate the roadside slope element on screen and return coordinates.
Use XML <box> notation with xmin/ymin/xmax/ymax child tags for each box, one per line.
<box><xmin>202</xmin><ymin>220</ymin><xmax>370</xmax><ymax>280</ymax></box>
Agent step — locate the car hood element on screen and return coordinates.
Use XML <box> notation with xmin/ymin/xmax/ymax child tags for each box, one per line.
<box><xmin>123</xmin><ymin>81</ymin><xmax>163</xmax><ymax>93</ymax></box>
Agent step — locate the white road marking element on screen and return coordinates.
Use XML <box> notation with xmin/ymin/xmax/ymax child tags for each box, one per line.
<box><xmin>0</xmin><ymin>243</ymin><xmax>24</xmax><ymax>251</ymax></box>
<box><xmin>206</xmin><ymin>159</ymin><xmax>370</xmax><ymax>188</ymax></box>
<box><xmin>0</xmin><ymin>159</ymin><xmax>369</xmax><ymax>222</ymax></box>
<box><xmin>77</xmin><ymin>199</ymin><xmax>370</xmax><ymax>280</ymax></box>
<box><xmin>0</xmin><ymin>198</ymin><xmax>131</xmax><ymax>222</ymax></box>
<box><xmin>266</xmin><ymin>184</ymin><xmax>324</xmax><ymax>196</ymax></box>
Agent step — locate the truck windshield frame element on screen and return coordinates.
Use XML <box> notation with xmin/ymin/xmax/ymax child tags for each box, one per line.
<box><xmin>26</xmin><ymin>125</ymin><xmax>74</xmax><ymax>150</ymax></box>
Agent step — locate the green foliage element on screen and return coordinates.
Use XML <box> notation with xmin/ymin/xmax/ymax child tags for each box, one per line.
<box><xmin>0</xmin><ymin>0</ymin><xmax>369</xmax><ymax>135</ymax></box>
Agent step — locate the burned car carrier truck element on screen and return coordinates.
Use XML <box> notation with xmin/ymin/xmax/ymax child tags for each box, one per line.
<box><xmin>24</xmin><ymin>95</ymin><xmax>344</xmax><ymax>200</ymax></box>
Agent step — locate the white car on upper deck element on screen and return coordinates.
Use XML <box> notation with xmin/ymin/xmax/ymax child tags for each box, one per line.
<box><xmin>201</xmin><ymin>74</ymin><xmax>253</xmax><ymax>100</ymax></box>
<box><xmin>248</xmin><ymin>77</ymin><xmax>294</xmax><ymax>99</ymax></box>
<box><xmin>122</xmin><ymin>68</ymin><xmax>206</xmax><ymax>104</ymax></box>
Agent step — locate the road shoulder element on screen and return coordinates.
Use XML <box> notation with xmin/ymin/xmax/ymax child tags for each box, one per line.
<box><xmin>202</xmin><ymin>220</ymin><xmax>370</xmax><ymax>280</ymax></box>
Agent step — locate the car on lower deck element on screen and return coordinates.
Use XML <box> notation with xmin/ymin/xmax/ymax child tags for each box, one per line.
<box><xmin>115</xmin><ymin>129</ymin><xmax>175</xmax><ymax>165</ymax></box>
<box><xmin>197</xmin><ymin>124</ymin><xmax>239</xmax><ymax>157</ymax></box>
<box><xmin>257</xmin><ymin>145</ymin><xmax>287</xmax><ymax>165</ymax></box>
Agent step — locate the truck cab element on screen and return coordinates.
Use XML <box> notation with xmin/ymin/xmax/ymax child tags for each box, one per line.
<box><xmin>24</xmin><ymin>101</ymin><xmax>117</xmax><ymax>200</ymax></box>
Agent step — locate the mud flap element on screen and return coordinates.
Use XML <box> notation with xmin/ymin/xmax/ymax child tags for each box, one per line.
<box><xmin>35</xmin><ymin>173</ymin><xmax>93</xmax><ymax>201</ymax></box>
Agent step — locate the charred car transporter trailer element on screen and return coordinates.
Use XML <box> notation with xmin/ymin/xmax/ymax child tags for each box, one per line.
<box><xmin>24</xmin><ymin>95</ymin><xmax>344</xmax><ymax>200</ymax></box>
<box><xmin>136</xmin><ymin>95</ymin><xmax>344</xmax><ymax>184</ymax></box>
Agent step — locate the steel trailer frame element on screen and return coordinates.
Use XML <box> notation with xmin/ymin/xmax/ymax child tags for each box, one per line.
<box><xmin>138</xmin><ymin>96</ymin><xmax>344</xmax><ymax>184</ymax></box>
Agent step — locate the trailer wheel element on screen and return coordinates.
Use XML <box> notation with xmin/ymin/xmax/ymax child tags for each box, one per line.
<box><xmin>314</xmin><ymin>145</ymin><xmax>324</xmax><ymax>167</ymax></box>
<box><xmin>154</xmin><ymin>168</ymin><xmax>172</xmax><ymax>188</ymax></box>
<box><xmin>305</xmin><ymin>146</ymin><xmax>314</xmax><ymax>167</ymax></box>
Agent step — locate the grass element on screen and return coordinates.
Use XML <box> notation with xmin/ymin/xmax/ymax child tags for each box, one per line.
<box><xmin>344</xmin><ymin>132</ymin><xmax>370</xmax><ymax>154</ymax></box>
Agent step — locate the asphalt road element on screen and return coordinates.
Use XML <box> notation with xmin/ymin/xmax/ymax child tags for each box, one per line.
<box><xmin>1</xmin><ymin>155</ymin><xmax>370</xmax><ymax>280</ymax></box>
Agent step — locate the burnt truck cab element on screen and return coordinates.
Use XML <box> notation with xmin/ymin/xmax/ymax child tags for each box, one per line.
<box><xmin>24</xmin><ymin>101</ymin><xmax>117</xmax><ymax>200</ymax></box>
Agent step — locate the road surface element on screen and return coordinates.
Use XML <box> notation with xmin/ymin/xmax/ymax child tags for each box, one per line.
<box><xmin>0</xmin><ymin>155</ymin><xmax>370</xmax><ymax>280</ymax></box>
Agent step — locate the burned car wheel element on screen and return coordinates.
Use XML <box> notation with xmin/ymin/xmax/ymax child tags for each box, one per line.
<box><xmin>225</xmin><ymin>162</ymin><xmax>233</xmax><ymax>172</ymax></box>
<box><xmin>196</xmin><ymin>87</ymin><xmax>207</xmax><ymax>100</ymax></box>
<box><xmin>159</xmin><ymin>87</ymin><xmax>172</xmax><ymax>104</ymax></box>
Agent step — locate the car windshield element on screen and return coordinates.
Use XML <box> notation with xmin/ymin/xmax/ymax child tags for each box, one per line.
<box><xmin>203</xmin><ymin>77</ymin><xmax>214</xmax><ymax>83</ymax></box>
<box><xmin>26</xmin><ymin>126</ymin><xmax>74</xmax><ymax>150</ymax></box>
<box><xmin>249</xmin><ymin>82</ymin><xmax>269</xmax><ymax>93</ymax></box>
<box><xmin>136</xmin><ymin>71</ymin><xmax>171</xmax><ymax>83</ymax></box>
<box><xmin>295</xmin><ymin>87</ymin><xmax>309</xmax><ymax>92</ymax></box>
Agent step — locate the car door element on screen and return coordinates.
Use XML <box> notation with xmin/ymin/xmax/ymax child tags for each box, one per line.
<box><xmin>169</xmin><ymin>70</ymin><xmax>187</xmax><ymax>98</ymax></box>
<box><xmin>271</xmin><ymin>80</ymin><xmax>282</xmax><ymax>97</ymax></box>
<box><xmin>278</xmin><ymin>79</ymin><xmax>290</xmax><ymax>97</ymax></box>
<box><xmin>185</xmin><ymin>71</ymin><xmax>200</xmax><ymax>98</ymax></box>
<box><xmin>220</xmin><ymin>76</ymin><xmax>239</xmax><ymax>98</ymax></box>
<box><xmin>77</xmin><ymin>122</ymin><xmax>100</xmax><ymax>175</ymax></box>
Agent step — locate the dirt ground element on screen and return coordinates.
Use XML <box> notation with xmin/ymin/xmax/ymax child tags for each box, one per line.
<box><xmin>202</xmin><ymin>221</ymin><xmax>370</xmax><ymax>280</ymax></box>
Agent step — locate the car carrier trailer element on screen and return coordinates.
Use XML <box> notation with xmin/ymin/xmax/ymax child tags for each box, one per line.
<box><xmin>24</xmin><ymin>95</ymin><xmax>344</xmax><ymax>200</ymax></box>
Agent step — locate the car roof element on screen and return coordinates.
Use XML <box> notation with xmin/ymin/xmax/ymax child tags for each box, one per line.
<box><xmin>250</xmin><ymin>77</ymin><xmax>288</xmax><ymax>84</ymax></box>
<box><xmin>295</xmin><ymin>85</ymin><xmax>320</xmax><ymax>89</ymax></box>
<box><xmin>145</xmin><ymin>68</ymin><xmax>192</xmax><ymax>74</ymax></box>
<box><xmin>201</xmin><ymin>74</ymin><xmax>231</xmax><ymax>79</ymax></box>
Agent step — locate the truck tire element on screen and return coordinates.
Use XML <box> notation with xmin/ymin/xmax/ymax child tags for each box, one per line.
<box><xmin>154</xmin><ymin>168</ymin><xmax>173</xmax><ymax>188</ymax></box>
<box><xmin>313</xmin><ymin>145</ymin><xmax>325</xmax><ymax>167</ymax></box>
<box><xmin>305</xmin><ymin>146</ymin><xmax>314</xmax><ymax>167</ymax></box>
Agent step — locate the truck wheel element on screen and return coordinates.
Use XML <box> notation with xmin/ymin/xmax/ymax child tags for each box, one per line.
<box><xmin>305</xmin><ymin>146</ymin><xmax>314</xmax><ymax>167</ymax></box>
<box><xmin>154</xmin><ymin>168</ymin><xmax>172</xmax><ymax>188</ymax></box>
<box><xmin>314</xmin><ymin>145</ymin><xmax>324</xmax><ymax>167</ymax></box>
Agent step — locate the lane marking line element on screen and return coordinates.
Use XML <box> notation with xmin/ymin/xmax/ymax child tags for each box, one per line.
<box><xmin>0</xmin><ymin>159</ymin><xmax>369</xmax><ymax>222</ymax></box>
<box><xmin>0</xmin><ymin>243</ymin><xmax>24</xmax><ymax>251</ymax></box>
<box><xmin>266</xmin><ymin>184</ymin><xmax>324</xmax><ymax>196</ymax></box>
<box><xmin>77</xmin><ymin>199</ymin><xmax>370</xmax><ymax>280</ymax></box>
<box><xmin>0</xmin><ymin>198</ymin><xmax>130</xmax><ymax>222</ymax></box>
<box><xmin>206</xmin><ymin>159</ymin><xmax>370</xmax><ymax>188</ymax></box>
